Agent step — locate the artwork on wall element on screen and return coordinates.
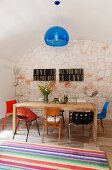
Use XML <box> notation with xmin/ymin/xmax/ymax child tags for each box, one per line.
<box><xmin>33</xmin><ymin>68</ymin><xmax>84</xmax><ymax>81</ymax></box>
<box><xmin>59</xmin><ymin>69</ymin><xmax>84</xmax><ymax>81</ymax></box>
<box><xmin>33</xmin><ymin>69</ymin><xmax>56</xmax><ymax>81</ymax></box>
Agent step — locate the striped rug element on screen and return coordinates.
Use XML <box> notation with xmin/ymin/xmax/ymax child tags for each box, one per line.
<box><xmin>0</xmin><ymin>142</ymin><xmax>109</xmax><ymax>170</ymax></box>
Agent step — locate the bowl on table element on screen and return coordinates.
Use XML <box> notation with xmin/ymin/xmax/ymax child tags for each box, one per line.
<box><xmin>59</xmin><ymin>98</ymin><xmax>68</xmax><ymax>104</ymax></box>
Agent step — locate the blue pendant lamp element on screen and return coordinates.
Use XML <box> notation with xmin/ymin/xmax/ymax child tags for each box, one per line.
<box><xmin>44</xmin><ymin>26</ymin><xmax>69</xmax><ymax>47</ymax></box>
<box><xmin>44</xmin><ymin>1</ymin><xmax>69</xmax><ymax>47</ymax></box>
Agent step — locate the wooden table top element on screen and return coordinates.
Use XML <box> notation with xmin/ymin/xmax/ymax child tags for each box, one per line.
<box><xmin>14</xmin><ymin>101</ymin><xmax>96</xmax><ymax>112</ymax></box>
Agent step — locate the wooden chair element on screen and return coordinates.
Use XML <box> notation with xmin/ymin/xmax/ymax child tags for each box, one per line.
<box><xmin>42</xmin><ymin>107</ymin><xmax>62</xmax><ymax>144</ymax></box>
<box><xmin>13</xmin><ymin>107</ymin><xmax>40</xmax><ymax>142</ymax></box>
<box><xmin>1</xmin><ymin>100</ymin><xmax>16</xmax><ymax>129</ymax></box>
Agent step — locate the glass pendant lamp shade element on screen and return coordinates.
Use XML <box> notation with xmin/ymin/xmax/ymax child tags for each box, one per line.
<box><xmin>54</xmin><ymin>1</ymin><xmax>60</xmax><ymax>5</ymax></box>
<box><xmin>44</xmin><ymin>26</ymin><xmax>69</xmax><ymax>47</ymax></box>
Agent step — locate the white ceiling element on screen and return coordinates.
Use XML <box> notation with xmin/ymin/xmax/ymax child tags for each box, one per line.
<box><xmin>0</xmin><ymin>0</ymin><xmax>112</xmax><ymax>61</ymax></box>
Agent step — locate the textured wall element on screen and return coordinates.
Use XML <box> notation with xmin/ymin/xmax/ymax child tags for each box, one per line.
<box><xmin>0</xmin><ymin>58</ymin><xmax>15</xmax><ymax>119</ymax></box>
<box><xmin>15</xmin><ymin>40</ymin><xmax>112</xmax><ymax>119</ymax></box>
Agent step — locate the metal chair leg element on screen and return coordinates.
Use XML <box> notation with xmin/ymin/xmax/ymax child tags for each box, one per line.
<box><xmin>61</xmin><ymin>111</ymin><xmax>65</xmax><ymax>124</ymax></box>
<box><xmin>101</xmin><ymin>119</ymin><xmax>104</xmax><ymax>133</ymax></box>
<box><xmin>89</xmin><ymin>123</ymin><xmax>93</xmax><ymax>137</ymax></box>
<box><xmin>12</xmin><ymin>120</ymin><xmax>20</xmax><ymax>139</ymax></box>
<box><xmin>68</xmin><ymin>124</ymin><xmax>71</xmax><ymax>139</ymax></box>
<box><xmin>26</xmin><ymin>121</ymin><xmax>30</xmax><ymax>142</ymax></box>
<box><xmin>36</xmin><ymin>120</ymin><xmax>40</xmax><ymax>135</ymax></box>
<box><xmin>46</xmin><ymin>127</ymin><xmax>48</xmax><ymax>135</ymax></box>
<box><xmin>58</xmin><ymin>126</ymin><xmax>61</xmax><ymax>144</ymax></box>
<box><xmin>58</xmin><ymin>120</ymin><xmax>62</xmax><ymax>144</ymax></box>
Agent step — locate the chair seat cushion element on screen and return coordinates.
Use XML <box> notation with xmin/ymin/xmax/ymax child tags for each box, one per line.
<box><xmin>47</xmin><ymin>116</ymin><xmax>60</xmax><ymax>122</ymax></box>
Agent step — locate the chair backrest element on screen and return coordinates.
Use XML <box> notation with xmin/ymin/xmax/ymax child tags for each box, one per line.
<box><xmin>44</xmin><ymin>107</ymin><xmax>60</xmax><ymax>117</ymax></box>
<box><xmin>101</xmin><ymin>101</ymin><xmax>109</xmax><ymax>118</ymax></box>
<box><xmin>17</xmin><ymin>107</ymin><xmax>30</xmax><ymax>116</ymax></box>
<box><xmin>6</xmin><ymin>100</ymin><xmax>16</xmax><ymax>114</ymax></box>
<box><xmin>69</xmin><ymin>111</ymin><xmax>93</xmax><ymax>125</ymax></box>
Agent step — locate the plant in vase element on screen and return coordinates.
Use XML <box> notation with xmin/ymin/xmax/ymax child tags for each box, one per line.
<box><xmin>38</xmin><ymin>84</ymin><xmax>52</xmax><ymax>103</ymax></box>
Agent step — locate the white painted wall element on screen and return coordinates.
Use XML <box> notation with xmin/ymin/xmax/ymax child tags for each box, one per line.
<box><xmin>0</xmin><ymin>58</ymin><xmax>15</xmax><ymax>119</ymax></box>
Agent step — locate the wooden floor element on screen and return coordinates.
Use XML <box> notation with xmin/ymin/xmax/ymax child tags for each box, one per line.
<box><xmin>0</xmin><ymin>116</ymin><xmax>112</xmax><ymax>169</ymax></box>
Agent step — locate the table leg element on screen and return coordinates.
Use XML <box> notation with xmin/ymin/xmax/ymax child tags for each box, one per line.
<box><xmin>13</xmin><ymin>105</ymin><xmax>17</xmax><ymax>134</ymax></box>
<box><xmin>93</xmin><ymin>107</ymin><xmax>97</xmax><ymax>146</ymax></box>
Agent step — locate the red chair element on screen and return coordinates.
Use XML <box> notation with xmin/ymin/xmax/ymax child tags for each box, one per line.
<box><xmin>12</xmin><ymin>107</ymin><xmax>40</xmax><ymax>142</ymax></box>
<box><xmin>1</xmin><ymin>100</ymin><xmax>17</xmax><ymax>129</ymax></box>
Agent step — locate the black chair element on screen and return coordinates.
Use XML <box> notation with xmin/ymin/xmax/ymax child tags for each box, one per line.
<box><xmin>69</xmin><ymin>111</ymin><xmax>96</xmax><ymax>139</ymax></box>
<box><xmin>60</xmin><ymin>110</ymin><xmax>65</xmax><ymax>123</ymax></box>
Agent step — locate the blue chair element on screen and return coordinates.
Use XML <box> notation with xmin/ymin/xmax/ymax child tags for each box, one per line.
<box><xmin>97</xmin><ymin>101</ymin><xmax>109</xmax><ymax>132</ymax></box>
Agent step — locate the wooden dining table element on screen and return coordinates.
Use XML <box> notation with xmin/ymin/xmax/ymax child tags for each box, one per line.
<box><xmin>13</xmin><ymin>101</ymin><xmax>97</xmax><ymax>143</ymax></box>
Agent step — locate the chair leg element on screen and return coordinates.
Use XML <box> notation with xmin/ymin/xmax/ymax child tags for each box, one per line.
<box><xmin>17</xmin><ymin>118</ymin><xmax>20</xmax><ymax>131</ymax></box>
<box><xmin>68</xmin><ymin>124</ymin><xmax>71</xmax><ymax>139</ymax></box>
<box><xmin>101</xmin><ymin>119</ymin><xmax>104</xmax><ymax>133</ymax></box>
<box><xmin>42</xmin><ymin>126</ymin><xmax>45</xmax><ymax>143</ymax></box>
<box><xmin>47</xmin><ymin>127</ymin><xmax>48</xmax><ymax>135</ymax></box>
<box><xmin>58</xmin><ymin>127</ymin><xmax>61</xmax><ymax>144</ymax></box>
<box><xmin>1</xmin><ymin>115</ymin><xmax>7</xmax><ymax>129</ymax></box>
<box><xmin>61</xmin><ymin>111</ymin><xmax>65</xmax><ymax>124</ymax></box>
<box><xmin>58</xmin><ymin>122</ymin><xmax>61</xmax><ymax>144</ymax></box>
<box><xmin>36</xmin><ymin>120</ymin><xmax>40</xmax><ymax>135</ymax></box>
<box><xmin>89</xmin><ymin>123</ymin><xmax>93</xmax><ymax>137</ymax></box>
<box><xmin>26</xmin><ymin>121</ymin><xmax>31</xmax><ymax>142</ymax></box>
<box><xmin>12</xmin><ymin>120</ymin><xmax>20</xmax><ymax>139</ymax></box>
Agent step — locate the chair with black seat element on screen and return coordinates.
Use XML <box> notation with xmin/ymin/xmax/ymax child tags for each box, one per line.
<box><xmin>97</xmin><ymin>101</ymin><xmax>109</xmax><ymax>132</ymax></box>
<box><xmin>60</xmin><ymin>110</ymin><xmax>65</xmax><ymax>124</ymax></box>
<box><xmin>12</xmin><ymin>107</ymin><xmax>40</xmax><ymax>142</ymax></box>
<box><xmin>69</xmin><ymin>111</ymin><xmax>95</xmax><ymax>139</ymax></box>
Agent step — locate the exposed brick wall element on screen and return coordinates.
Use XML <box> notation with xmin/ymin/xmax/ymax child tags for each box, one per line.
<box><xmin>15</xmin><ymin>40</ymin><xmax>112</xmax><ymax>119</ymax></box>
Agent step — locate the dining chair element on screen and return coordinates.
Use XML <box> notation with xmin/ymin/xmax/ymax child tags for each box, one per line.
<box><xmin>1</xmin><ymin>100</ymin><xmax>17</xmax><ymax>129</ymax></box>
<box><xmin>12</xmin><ymin>107</ymin><xmax>40</xmax><ymax>142</ymax></box>
<box><xmin>42</xmin><ymin>107</ymin><xmax>62</xmax><ymax>144</ymax></box>
<box><xmin>97</xmin><ymin>101</ymin><xmax>109</xmax><ymax>132</ymax></box>
<box><xmin>69</xmin><ymin>111</ymin><xmax>96</xmax><ymax>139</ymax></box>
<box><xmin>60</xmin><ymin>110</ymin><xmax>65</xmax><ymax>124</ymax></box>
<box><xmin>53</xmin><ymin>98</ymin><xmax>65</xmax><ymax>123</ymax></box>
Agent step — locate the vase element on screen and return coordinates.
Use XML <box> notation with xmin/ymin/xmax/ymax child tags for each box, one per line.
<box><xmin>43</xmin><ymin>94</ymin><xmax>49</xmax><ymax>103</ymax></box>
<box><xmin>73</xmin><ymin>94</ymin><xmax>77</xmax><ymax>104</ymax></box>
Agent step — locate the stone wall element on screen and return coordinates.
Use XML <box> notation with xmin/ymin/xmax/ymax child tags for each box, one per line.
<box><xmin>15</xmin><ymin>40</ymin><xmax>112</xmax><ymax>119</ymax></box>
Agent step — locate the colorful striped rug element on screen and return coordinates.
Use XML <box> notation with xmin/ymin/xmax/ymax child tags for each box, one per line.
<box><xmin>0</xmin><ymin>142</ymin><xmax>109</xmax><ymax>170</ymax></box>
